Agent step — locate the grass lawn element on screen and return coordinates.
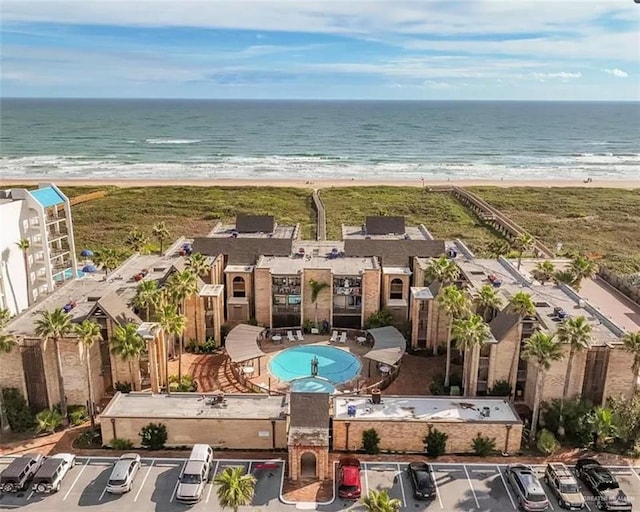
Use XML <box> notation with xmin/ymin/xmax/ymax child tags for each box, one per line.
<box><xmin>320</xmin><ymin>186</ymin><xmax>504</xmax><ymax>254</ymax></box>
<box><xmin>470</xmin><ymin>187</ymin><xmax>640</xmax><ymax>273</ymax></box>
<box><xmin>66</xmin><ymin>186</ymin><xmax>315</xmax><ymax>251</ymax></box>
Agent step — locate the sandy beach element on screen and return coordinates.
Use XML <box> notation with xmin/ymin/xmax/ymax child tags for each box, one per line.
<box><xmin>2</xmin><ymin>177</ymin><xmax>639</xmax><ymax>189</ymax></box>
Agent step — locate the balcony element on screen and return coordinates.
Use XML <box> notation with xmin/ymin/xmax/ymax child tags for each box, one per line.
<box><xmin>272</xmin><ymin>286</ymin><xmax>301</xmax><ymax>295</ymax></box>
<box><xmin>46</xmin><ymin>212</ymin><xmax>67</xmax><ymax>225</ymax></box>
<box><xmin>333</xmin><ymin>307</ymin><xmax>362</xmax><ymax>316</ymax></box>
<box><xmin>272</xmin><ymin>305</ymin><xmax>300</xmax><ymax>314</ymax></box>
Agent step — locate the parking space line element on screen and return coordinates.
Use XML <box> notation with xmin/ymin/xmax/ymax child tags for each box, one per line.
<box><xmin>26</xmin><ymin>490</ymin><xmax>34</xmax><ymax>501</ymax></box>
<box><xmin>206</xmin><ymin>461</ymin><xmax>220</xmax><ymax>504</ymax></box>
<box><xmin>98</xmin><ymin>483</ymin><xmax>108</xmax><ymax>502</ymax></box>
<box><xmin>170</xmin><ymin>461</ymin><xmax>186</xmax><ymax>503</ymax></box>
<box><xmin>247</xmin><ymin>461</ymin><xmax>252</xmax><ymax>474</ymax></box>
<box><xmin>496</xmin><ymin>466</ymin><xmax>516</xmax><ymax>510</ymax></box>
<box><xmin>631</xmin><ymin>467</ymin><xmax>640</xmax><ymax>482</ymax></box>
<box><xmin>396</xmin><ymin>463</ymin><xmax>406</xmax><ymax>507</ymax></box>
<box><xmin>134</xmin><ymin>460</ymin><xmax>154</xmax><ymax>502</ymax></box>
<box><xmin>363</xmin><ymin>462</ymin><xmax>370</xmax><ymax>497</ymax></box>
<box><xmin>464</xmin><ymin>465</ymin><xmax>479</xmax><ymax>509</ymax></box>
<box><xmin>63</xmin><ymin>458</ymin><xmax>90</xmax><ymax>501</ymax></box>
<box><xmin>429</xmin><ymin>465</ymin><xmax>444</xmax><ymax>509</ymax></box>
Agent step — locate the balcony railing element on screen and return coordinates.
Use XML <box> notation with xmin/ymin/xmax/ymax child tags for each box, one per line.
<box><xmin>333</xmin><ymin>307</ymin><xmax>362</xmax><ymax>316</ymax></box>
<box><xmin>272</xmin><ymin>305</ymin><xmax>300</xmax><ymax>314</ymax></box>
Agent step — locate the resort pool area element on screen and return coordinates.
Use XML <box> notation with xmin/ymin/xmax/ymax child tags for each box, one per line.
<box><xmin>269</xmin><ymin>345</ymin><xmax>360</xmax><ymax>385</ymax></box>
<box><xmin>291</xmin><ymin>377</ymin><xmax>337</xmax><ymax>394</ymax></box>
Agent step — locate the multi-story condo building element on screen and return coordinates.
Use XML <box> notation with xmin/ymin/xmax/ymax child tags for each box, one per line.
<box><xmin>0</xmin><ymin>184</ymin><xmax>78</xmax><ymax>314</ymax></box>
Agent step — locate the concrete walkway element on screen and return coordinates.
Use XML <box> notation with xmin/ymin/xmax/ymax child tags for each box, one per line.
<box><xmin>312</xmin><ymin>189</ymin><xmax>326</xmax><ymax>241</ymax></box>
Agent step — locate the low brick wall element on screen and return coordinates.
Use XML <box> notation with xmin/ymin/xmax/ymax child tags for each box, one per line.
<box><xmin>333</xmin><ymin>419</ymin><xmax>522</xmax><ymax>455</ymax></box>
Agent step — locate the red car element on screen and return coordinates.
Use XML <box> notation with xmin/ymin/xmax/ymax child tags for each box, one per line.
<box><xmin>338</xmin><ymin>458</ymin><xmax>362</xmax><ymax>500</ymax></box>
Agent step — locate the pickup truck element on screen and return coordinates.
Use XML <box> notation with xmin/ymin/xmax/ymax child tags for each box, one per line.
<box><xmin>575</xmin><ymin>459</ymin><xmax>632</xmax><ymax>512</ymax></box>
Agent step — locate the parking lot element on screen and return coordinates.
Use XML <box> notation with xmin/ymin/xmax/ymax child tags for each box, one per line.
<box><xmin>1</xmin><ymin>457</ymin><xmax>639</xmax><ymax>511</ymax></box>
<box><xmin>0</xmin><ymin>457</ymin><xmax>284</xmax><ymax>512</ymax></box>
<box><xmin>323</xmin><ymin>462</ymin><xmax>640</xmax><ymax>512</ymax></box>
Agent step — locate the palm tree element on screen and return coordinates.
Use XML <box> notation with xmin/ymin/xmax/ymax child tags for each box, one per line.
<box><xmin>214</xmin><ymin>466</ymin><xmax>256</xmax><ymax>512</ymax></box>
<box><xmin>309</xmin><ymin>279</ymin><xmax>330</xmax><ymax>328</ymax></box>
<box><xmin>125</xmin><ymin>227</ymin><xmax>149</xmax><ymax>253</ymax></box>
<box><xmin>487</xmin><ymin>239</ymin><xmax>512</xmax><ymax>260</ymax></box>
<box><xmin>34</xmin><ymin>308</ymin><xmax>73</xmax><ymax>420</ymax></box>
<box><xmin>0</xmin><ymin>308</ymin><xmax>17</xmax><ymax>433</ymax></box>
<box><xmin>73</xmin><ymin>320</ymin><xmax>102</xmax><ymax>428</ymax></box>
<box><xmin>166</xmin><ymin>270</ymin><xmax>197</xmax><ymax>382</ymax></box>
<box><xmin>452</xmin><ymin>314</ymin><xmax>491</xmax><ymax>394</ymax></box>
<box><xmin>437</xmin><ymin>285</ymin><xmax>470</xmax><ymax>387</ymax></box>
<box><xmin>506</xmin><ymin>291</ymin><xmax>536</xmax><ymax>395</ymax></box>
<box><xmin>187</xmin><ymin>253</ymin><xmax>211</xmax><ymax>341</ymax></box>
<box><xmin>556</xmin><ymin>316</ymin><xmax>592</xmax><ymax>400</ymax></box>
<box><xmin>622</xmin><ymin>331</ymin><xmax>640</xmax><ymax>394</ymax></box>
<box><xmin>423</xmin><ymin>256</ymin><xmax>459</xmax><ymax>286</ymax></box>
<box><xmin>110</xmin><ymin>323</ymin><xmax>146</xmax><ymax>390</ymax></box>
<box><xmin>134</xmin><ymin>280</ymin><xmax>159</xmax><ymax>322</ymax></box>
<box><xmin>94</xmin><ymin>248</ymin><xmax>120</xmax><ymax>276</ymax></box>
<box><xmin>513</xmin><ymin>233</ymin><xmax>535</xmax><ymax>270</ymax></box>
<box><xmin>152</xmin><ymin>222</ymin><xmax>170</xmax><ymax>254</ymax></box>
<box><xmin>531</xmin><ymin>260</ymin><xmax>555</xmax><ymax>285</ymax></box>
<box><xmin>522</xmin><ymin>331</ymin><xmax>564</xmax><ymax>441</ymax></box>
<box><xmin>553</xmin><ymin>269</ymin><xmax>577</xmax><ymax>287</ymax></box>
<box><xmin>362</xmin><ymin>489</ymin><xmax>402</xmax><ymax>512</ymax></box>
<box><xmin>570</xmin><ymin>256</ymin><xmax>598</xmax><ymax>290</ymax></box>
<box><xmin>156</xmin><ymin>301</ymin><xmax>186</xmax><ymax>394</ymax></box>
<box><xmin>473</xmin><ymin>284</ymin><xmax>503</xmax><ymax>322</ymax></box>
<box><xmin>16</xmin><ymin>239</ymin><xmax>31</xmax><ymax>305</ymax></box>
<box><xmin>590</xmin><ymin>406</ymin><xmax>617</xmax><ymax>449</ymax></box>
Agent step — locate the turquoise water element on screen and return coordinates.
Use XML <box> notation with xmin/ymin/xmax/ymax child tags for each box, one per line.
<box><xmin>2</xmin><ymin>99</ymin><xmax>638</xmax><ymax>181</ymax></box>
<box><xmin>291</xmin><ymin>378</ymin><xmax>337</xmax><ymax>394</ymax></box>
<box><xmin>269</xmin><ymin>345</ymin><xmax>361</xmax><ymax>384</ymax></box>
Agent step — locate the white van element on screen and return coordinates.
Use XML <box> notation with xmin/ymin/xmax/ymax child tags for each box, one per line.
<box><xmin>176</xmin><ymin>444</ymin><xmax>214</xmax><ymax>504</ymax></box>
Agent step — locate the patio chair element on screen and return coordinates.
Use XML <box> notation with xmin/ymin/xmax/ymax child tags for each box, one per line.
<box><xmin>296</xmin><ymin>330</ymin><xmax>304</xmax><ymax>342</ymax></box>
<box><xmin>287</xmin><ymin>330</ymin><xmax>296</xmax><ymax>342</ymax></box>
<box><xmin>330</xmin><ymin>331</ymin><xmax>338</xmax><ymax>342</ymax></box>
<box><xmin>339</xmin><ymin>331</ymin><xmax>347</xmax><ymax>344</ymax></box>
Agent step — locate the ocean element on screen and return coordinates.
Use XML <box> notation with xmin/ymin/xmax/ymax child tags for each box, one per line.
<box><xmin>1</xmin><ymin>99</ymin><xmax>639</xmax><ymax>182</ymax></box>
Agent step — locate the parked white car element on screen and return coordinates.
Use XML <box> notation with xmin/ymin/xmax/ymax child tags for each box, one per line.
<box><xmin>106</xmin><ymin>453</ymin><xmax>141</xmax><ymax>494</ymax></box>
<box><xmin>32</xmin><ymin>453</ymin><xmax>77</xmax><ymax>493</ymax></box>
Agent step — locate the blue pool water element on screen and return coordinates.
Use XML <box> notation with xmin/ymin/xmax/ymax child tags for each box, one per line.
<box><xmin>269</xmin><ymin>345</ymin><xmax>361</xmax><ymax>384</ymax></box>
<box><xmin>291</xmin><ymin>378</ymin><xmax>337</xmax><ymax>394</ymax></box>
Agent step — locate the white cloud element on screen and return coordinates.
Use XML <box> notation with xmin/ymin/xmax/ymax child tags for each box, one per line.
<box><xmin>603</xmin><ymin>68</ymin><xmax>628</xmax><ymax>78</ymax></box>
<box><xmin>532</xmin><ymin>72</ymin><xmax>582</xmax><ymax>80</ymax></box>
<box><xmin>424</xmin><ymin>80</ymin><xmax>452</xmax><ymax>89</ymax></box>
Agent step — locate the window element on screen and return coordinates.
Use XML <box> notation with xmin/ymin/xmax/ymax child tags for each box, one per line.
<box><xmin>390</xmin><ymin>278</ymin><xmax>404</xmax><ymax>300</ymax></box>
<box><xmin>232</xmin><ymin>276</ymin><xmax>246</xmax><ymax>298</ymax></box>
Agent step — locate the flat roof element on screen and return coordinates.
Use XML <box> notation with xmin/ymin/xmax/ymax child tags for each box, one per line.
<box><xmin>456</xmin><ymin>258</ymin><xmax>622</xmax><ymax>346</ymax></box>
<box><xmin>101</xmin><ymin>392</ymin><xmax>288</xmax><ymax>420</ymax></box>
<box><xmin>334</xmin><ymin>396</ymin><xmax>520</xmax><ymax>423</ymax></box>
<box><xmin>256</xmin><ymin>255</ymin><xmax>378</xmax><ymax>275</ymax></box>
<box><xmin>209</xmin><ymin>223</ymin><xmax>296</xmax><ymax>240</ymax></box>
<box><xmin>342</xmin><ymin>225</ymin><xmax>432</xmax><ymax>241</ymax></box>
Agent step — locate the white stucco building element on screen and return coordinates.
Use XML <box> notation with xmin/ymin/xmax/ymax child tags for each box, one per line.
<box><xmin>0</xmin><ymin>184</ymin><xmax>78</xmax><ymax>315</ymax></box>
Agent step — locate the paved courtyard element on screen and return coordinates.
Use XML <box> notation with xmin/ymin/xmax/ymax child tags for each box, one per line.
<box><xmin>1</xmin><ymin>457</ymin><xmax>638</xmax><ymax>511</ymax></box>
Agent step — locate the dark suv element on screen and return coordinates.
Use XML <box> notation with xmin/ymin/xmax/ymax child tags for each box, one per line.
<box><xmin>575</xmin><ymin>459</ymin><xmax>632</xmax><ymax>511</ymax></box>
<box><xmin>407</xmin><ymin>462</ymin><xmax>436</xmax><ymax>500</ymax></box>
<box><xmin>0</xmin><ymin>454</ymin><xmax>45</xmax><ymax>493</ymax></box>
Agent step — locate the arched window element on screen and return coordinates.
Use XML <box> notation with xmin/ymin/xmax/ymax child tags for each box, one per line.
<box><xmin>390</xmin><ymin>278</ymin><xmax>404</xmax><ymax>300</ymax></box>
<box><xmin>232</xmin><ymin>276</ymin><xmax>246</xmax><ymax>298</ymax></box>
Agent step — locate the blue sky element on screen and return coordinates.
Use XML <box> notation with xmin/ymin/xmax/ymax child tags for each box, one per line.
<box><xmin>1</xmin><ymin>1</ymin><xmax>639</xmax><ymax>100</ymax></box>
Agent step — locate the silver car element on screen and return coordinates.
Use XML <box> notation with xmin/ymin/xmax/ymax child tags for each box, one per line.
<box><xmin>106</xmin><ymin>453</ymin><xmax>141</xmax><ymax>494</ymax></box>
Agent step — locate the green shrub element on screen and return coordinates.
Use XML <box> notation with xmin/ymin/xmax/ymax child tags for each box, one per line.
<box><xmin>472</xmin><ymin>433</ymin><xmax>497</xmax><ymax>456</ymax></box>
<box><xmin>608</xmin><ymin>393</ymin><xmax>640</xmax><ymax>449</ymax></box>
<box><xmin>36</xmin><ymin>409</ymin><xmax>64</xmax><ymax>434</ymax></box>
<box><xmin>302</xmin><ymin>319</ymin><xmax>315</xmax><ymax>333</ymax></box>
<box><xmin>111</xmin><ymin>438</ymin><xmax>134</xmax><ymax>450</ymax></box>
<box><xmin>220</xmin><ymin>323</ymin><xmax>232</xmax><ymax>343</ymax></box>
<box><xmin>75</xmin><ymin>427</ymin><xmax>102</xmax><ymax>448</ymax></box>
<box><xmin>140</xmin><ymin>422</ymin><xmax>167</xmax><ymax>450</ymax></box>
<box><xmin>424</xmin><ymin>428</ymin><xmax>448</xmax><ymax>457</ymax></box>
<box><xmin>114</xmin><ymin>381</ymin><xmax>132</xmax><ymax>393</ymax></box>
<box><xmin>365</xmin><ymin>309</ymin><xmax>394</xmax><ymax>329</ymax></box>
<box><xmin>362</xmin><ymin>428</ymin><xmax>381</xmax><ymax>455</ymax></box>
<box><xmin>1</xmin><ymin>387</ymin><xmax>35</xmax><ymax>432</ymax></box>
<box><xmin>186</xmin><ymin>339</ymin><xmax>200</xmax><ymax>353</ymax></box>
<box><xmin>541</xmin><ymin>397</ymin><xmax>593</xmax><ymax>444</ymax></box>
<box><xmin>537</xmin><ymin>429</ymin><xmax>560</xmax><ymax>455</ymax></box>
<box><xmin>201</xmin><ymin>338</ymin><xmax>218</xmax><ymax>353</ymax></box>
<box><xmin>488</xmin><ymin>380</ymin><xmax>512</xmax><ymax>397</ymax></box>
<box><xmin>168</xmin><ymin>375</ymin><xmax>198</xmax><ymax>392</ymax></box>
<box><xmin>68</xmin><ymin>405</ymin><xmax>88</xmax><ymax>426</ymax></box>
<box><xmin>429</xmin><ymin>377</ymin><xmax>446</xmax><ymax>395</ymax></box>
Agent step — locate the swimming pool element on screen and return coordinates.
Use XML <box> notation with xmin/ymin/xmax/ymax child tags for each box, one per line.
<box><xmin>291</xmin><ymin>377</ymin><xmax>337</xmax><ymax>394</ymax></box>
<box><xmin>269</xmin><ymin>345</ymin><xmax>361</xmax><ymax>384</ymax></box>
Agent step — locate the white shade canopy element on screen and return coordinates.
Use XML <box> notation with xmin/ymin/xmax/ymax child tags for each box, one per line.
<box><xmin>364</xmin><ymin>326</ymin><xmax>406</xmax><ymax>366</ymax></box>
<box><xmin>225</xmin><ymin>324</ymin><xmax>266</xmax><ymax>363</ymax></box>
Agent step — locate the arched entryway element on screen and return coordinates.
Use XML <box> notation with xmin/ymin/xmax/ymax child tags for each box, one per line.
<box><xmin>300</xmin><ymin>452</ymin><xmax>317</xmax><ymax>478</ymax></box>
